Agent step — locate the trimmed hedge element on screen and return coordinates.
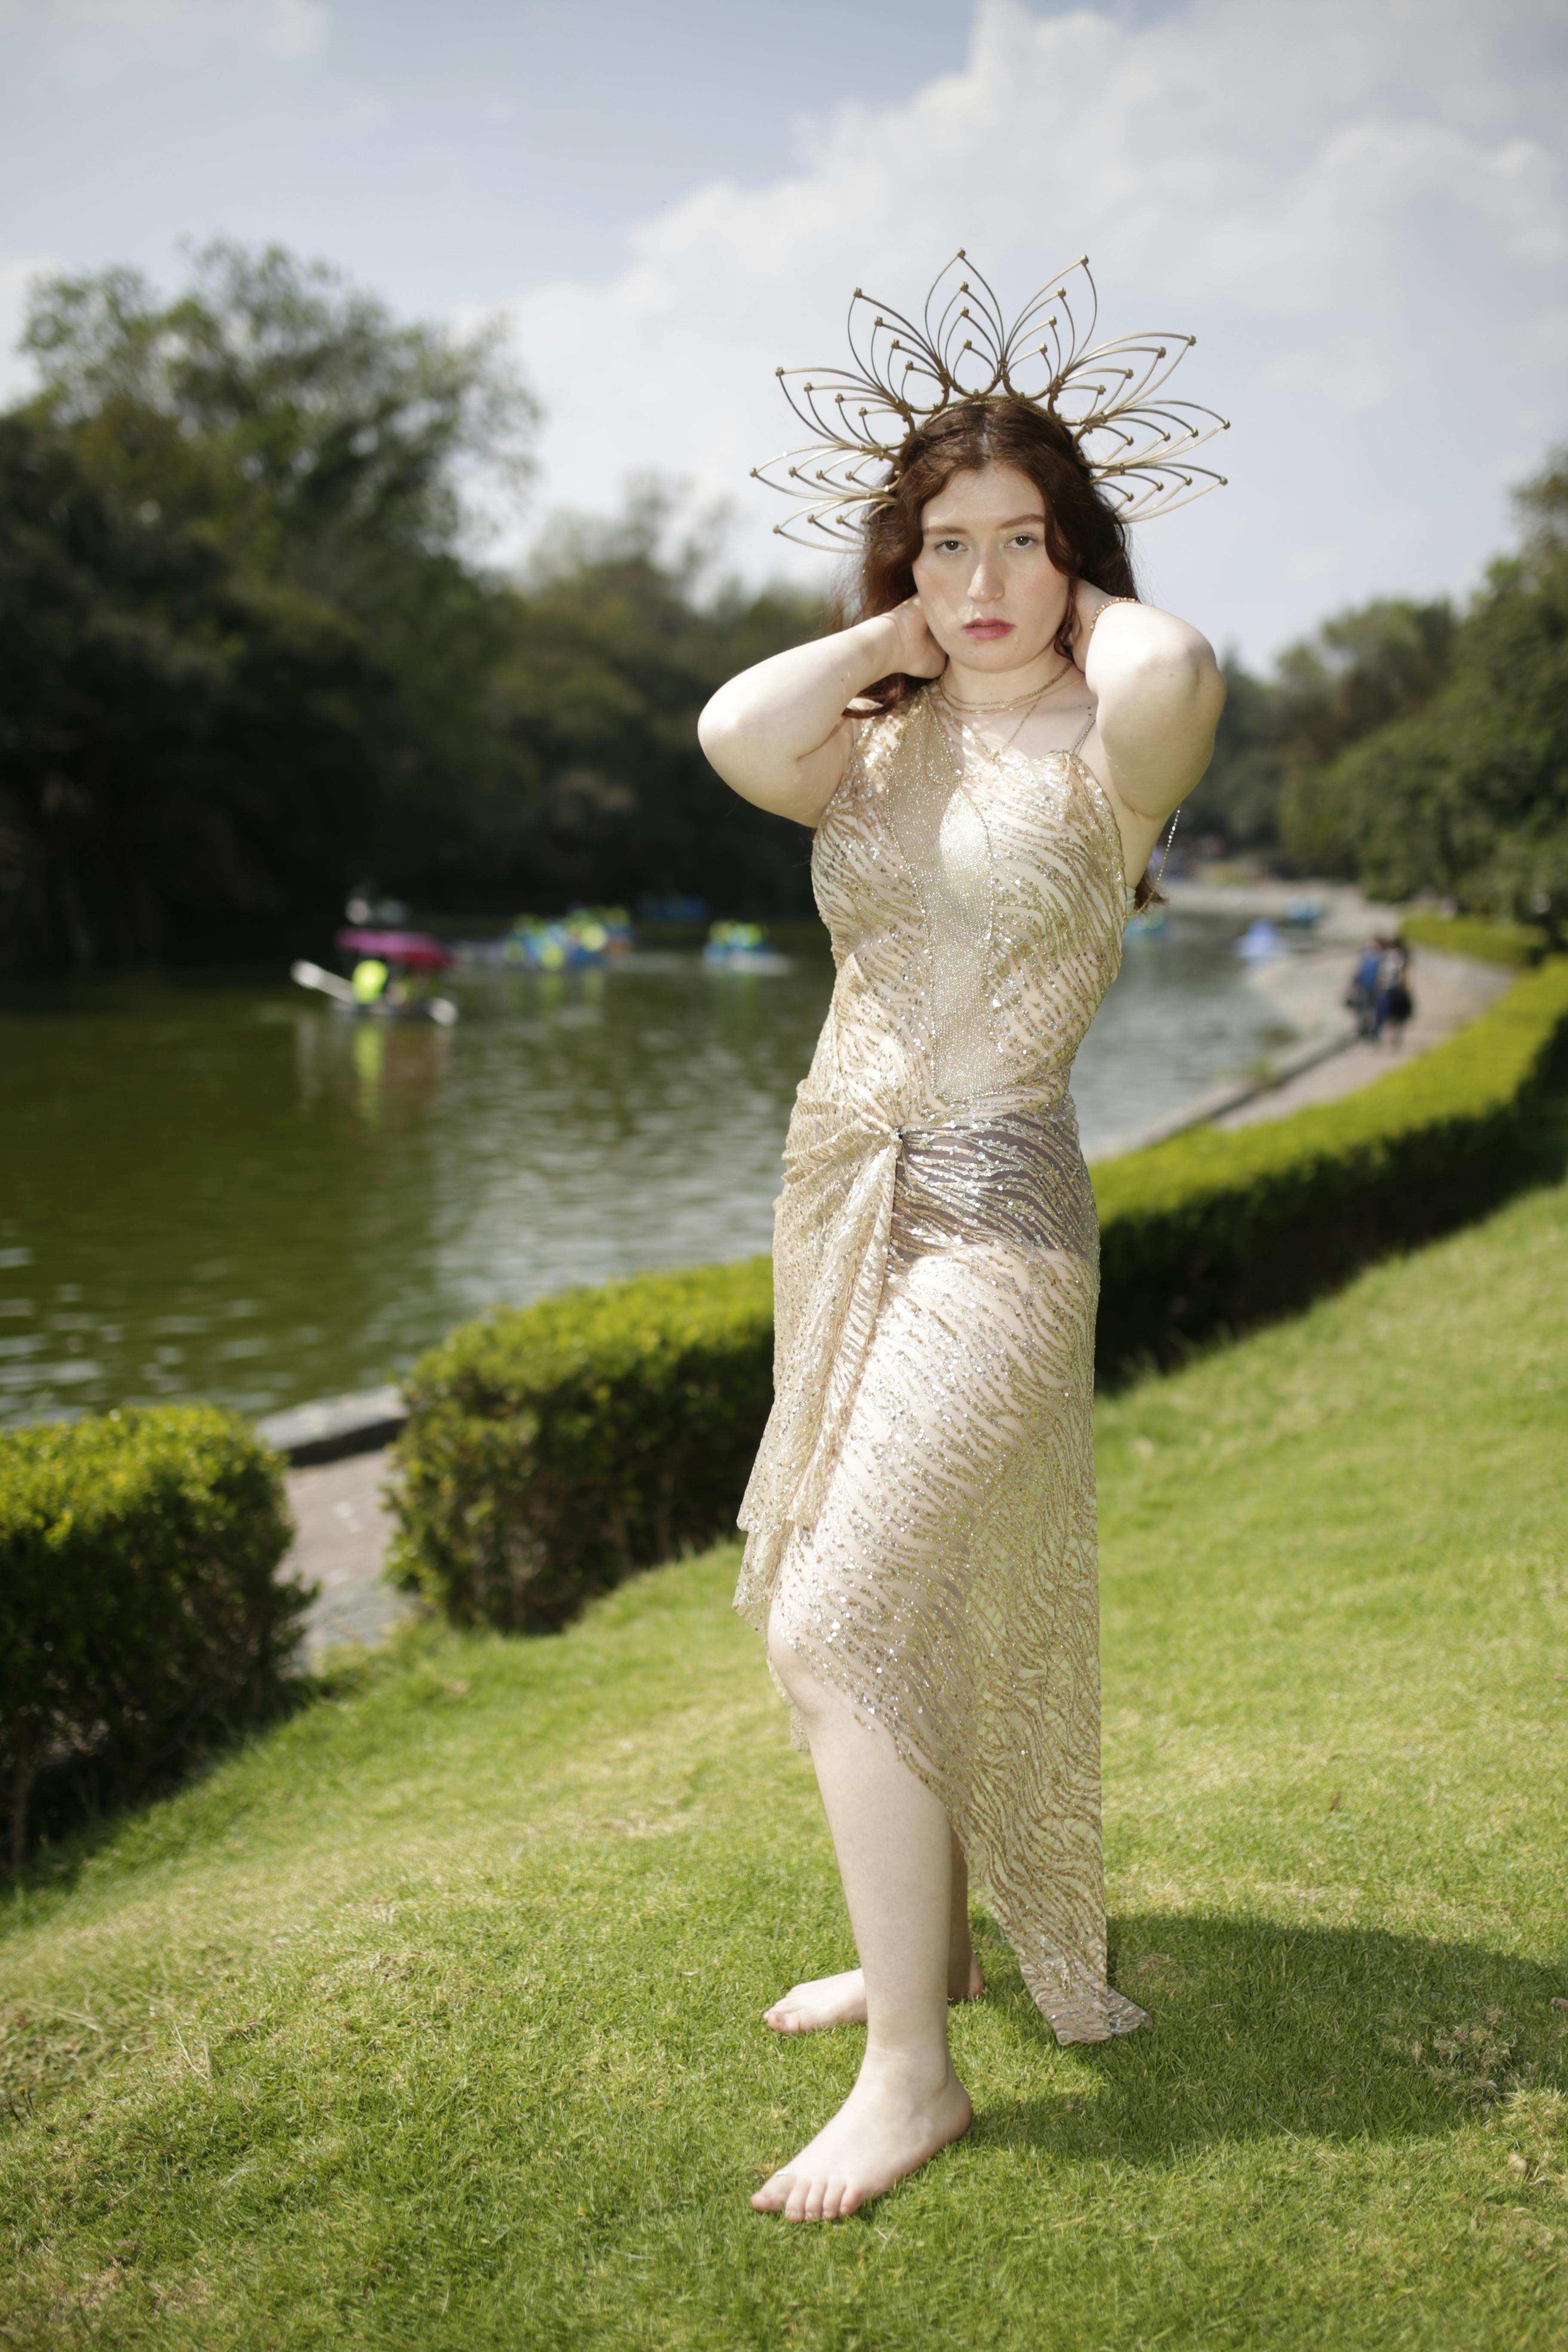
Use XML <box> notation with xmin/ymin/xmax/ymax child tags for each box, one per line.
<box><xmin>1399</xmin><ymin>912</ymin><xmax>1548</xmax><ymax>967</ymax></box>
<box><xmin>392</xmin><ymin>959</ymin><xmax>1568</xmax><ymax>1632</ymax></box>
<box><xmin>389</xmin><ymin>1260</ymin><xmax>774</xmax><ymax>1632</ymax></box>
<box><xmin>0</xmin><ymin>1406</ymin><xmax>304</xmax><ymax>1869</ymax></box>
<box><xmin>1091</xmin><ymin>955</ymin><xmax>1568</xmax><ymax>1375</ymax></box>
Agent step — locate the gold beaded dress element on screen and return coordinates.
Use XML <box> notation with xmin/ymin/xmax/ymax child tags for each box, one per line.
<box><xmin>733</xmin><ymin>683</ymin><xmax>1148</xmax><ymax>2043</ymax></box>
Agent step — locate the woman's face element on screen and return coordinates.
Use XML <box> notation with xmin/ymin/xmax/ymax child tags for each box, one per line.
<box><xmin>910</xmin><ymin>462</ymin><xmax>1071</xmax><ymax>675</ymax></box>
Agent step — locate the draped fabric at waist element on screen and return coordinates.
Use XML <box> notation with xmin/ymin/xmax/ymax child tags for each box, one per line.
<box><xmin>737</xmin><ymin>1083</ymin><xmax>1093</xmax><ymax>1582</ymax></box>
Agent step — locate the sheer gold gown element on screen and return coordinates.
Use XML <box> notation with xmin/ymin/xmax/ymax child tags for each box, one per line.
<box><xmin>734</xmin><ymin>685</ymin><xmax>1148</xmax><ymax>2043</ymax></box>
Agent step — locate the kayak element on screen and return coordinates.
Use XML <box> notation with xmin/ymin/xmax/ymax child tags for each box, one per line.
<box><xmin>291</xmin><ymin>960</ymin><xmax>459</xmax><ymax>1025</ymax></box>
<box><xmin>331</xmin><ymin>995</ymin><xmax>458</xmax><ymax>1027</ymax></box>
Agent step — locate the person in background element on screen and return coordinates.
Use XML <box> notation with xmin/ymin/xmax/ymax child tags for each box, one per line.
<box><xmin>1348</xmin><ymin>936</ymin><xmax>1383</xmax><ymax>1039</ymax></box>
<box><xmin>1375</xmin><ymin>937</ymin><xmax>1413</xmax><ymax>1047</ymax></box>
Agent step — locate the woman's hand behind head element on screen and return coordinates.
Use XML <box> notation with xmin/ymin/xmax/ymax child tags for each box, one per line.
<box><xmin>885</xmin><ymin>596</ymin><xmax>949</xmax><ymax>681</ymax></box>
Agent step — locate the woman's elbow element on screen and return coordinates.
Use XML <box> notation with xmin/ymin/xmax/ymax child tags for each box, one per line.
<box><xmin>1189</xmin><ymin>641</ymin><xmax>1226</xmax><ymax>731</ymax></box>
<box><xmin>697</xmin><ymin>692</ymin><xmax>744</xmax><ymax>778</ymax></box>
<box><xmin>1131</xmin><ymin>628</ymin><xmax>1224</xmax><ymax>726</ymax></box>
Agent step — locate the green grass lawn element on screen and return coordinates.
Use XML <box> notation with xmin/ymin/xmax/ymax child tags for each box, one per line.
<box><xmin>3</xmin><ymin>1166</ymin><xmax>1567</xmax><ymax>2351</ymax></box>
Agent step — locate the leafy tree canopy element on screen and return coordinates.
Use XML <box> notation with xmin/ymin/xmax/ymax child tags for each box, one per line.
<box><xmin>1188</xmin><ymin>599</ymin><xmax>1458</xmax><ymax>862</ymax></box>
<box><xmin>1280</xmin><ymin>455</ymin><xmax>1568</xmax><ymax>935</ymax></box>
<box><xmin>1186</xmin><ymin>455</ymin><xmax>1567</xmax><ymax>940</ymax></box>
<box><xmin>0</xmin><ymin>412</ymin><xmax>392</xmax><ymax>968</ymax></box>
<box><xmin>410</xmin><ymin>483</ymin><xmax>823</xmax><ymax>919</ymax></box>
<box><xmin>0</xmin><ymin>252</ymin><xmax>823</xmax><ymax>969</ymax></box>
<box><xmin>22</xmin><ymin>242</ymin><xmax>536</xmax><ymax>600</ymax></box>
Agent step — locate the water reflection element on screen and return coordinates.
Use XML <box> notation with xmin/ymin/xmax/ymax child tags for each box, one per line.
<box><xmin>2</xmin><ymin>916</ymin><xmax>1292</xmax><ymax>1425</ymax></box>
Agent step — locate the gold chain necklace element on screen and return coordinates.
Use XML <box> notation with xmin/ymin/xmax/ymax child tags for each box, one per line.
<box><xmin>937</xmin><ymin>658</ymin><xmax>1073</xmax><ymax>759</ymax></box>
<box><xmin>937</xmin><ymin>657</ymin><xmax>1073</xmax><ymax>717</ymax></box>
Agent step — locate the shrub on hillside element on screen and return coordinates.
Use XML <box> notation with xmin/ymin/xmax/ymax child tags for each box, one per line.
<box><xmin>0</xmin><ymin>1406</ymin><xmax>305</xmax><ymax>1869</ymax></box>
<box><xmin>388</xmin><ymin>1259</ymin><xmax>774</xmax><ymax>1633</ymax></box>
<box><xmin>1398</xmin><ymin>913</ymin><xmax>1547</xmax><ymax>968</ymax></box>
<box><xmin>1092</xmin><ymin>957</ymin><xmax>1568</xmax><ymax>1376</ymax></box>
<box><xmin>391</xmin><ymin>961</ymin><xmax>1568</xmax><ymax>1632</ymax></box>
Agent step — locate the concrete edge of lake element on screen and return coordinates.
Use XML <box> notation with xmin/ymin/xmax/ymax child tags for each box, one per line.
<box><xmin>256</xmin><ymin>1384</ymin><xmax>407</xmax><ymax>1465</ymax></box>
<box><xmin>1089</xmin><ymin>1013</ymin><xmax>1363</xmax><ymax>1159</ymax></box>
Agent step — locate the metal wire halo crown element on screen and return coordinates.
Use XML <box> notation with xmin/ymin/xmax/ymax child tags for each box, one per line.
<box><xmin>752</xmin><ymin>251</ymin><xmax>1229</xmax><ymax>548</ymax></box>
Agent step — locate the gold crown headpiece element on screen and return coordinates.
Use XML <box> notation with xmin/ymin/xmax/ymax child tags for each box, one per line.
<box><xmin>752</xmin><ymin>251</ymin><xmax>1229</xmax><ymax>548</ymax></box>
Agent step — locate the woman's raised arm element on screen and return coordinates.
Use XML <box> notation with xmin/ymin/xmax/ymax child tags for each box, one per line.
<box><xmin>1075</xmin><ymin>583</ymin><xmax>1225</xmax><ymax>826</ymax></box>
<box><xmin>698</xmin><ymin>603</ymin><xmax>945</xmax><ymax>828</ymax></box>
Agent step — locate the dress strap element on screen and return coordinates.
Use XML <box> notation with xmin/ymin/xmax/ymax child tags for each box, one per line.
<box><xmin>1069</xmin><ymin>706</ymin><xmax>1098</xmax><ymax>755</ymax></box>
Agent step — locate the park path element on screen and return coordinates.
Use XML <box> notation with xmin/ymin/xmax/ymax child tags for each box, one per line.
<box><xmin>1217</xmin><ymin>946</ymin><xmax>1513</xmax><ymax>1129</ymax></box>
<box><xmin>287</xmin><ymin>1449</ymin><xmax>413</xmax><ymax>1664</ymax></box>
<box><xmin>284</xmin><ymin>942</ymin><xmax>1516</xmax><ymax>1659</ymax></box>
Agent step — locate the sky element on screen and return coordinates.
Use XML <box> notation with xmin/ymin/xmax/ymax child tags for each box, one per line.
<box><xmin>2</xmin><ymin>0</ymin><xmax>1566</xmax><ymax>663</ymax></box>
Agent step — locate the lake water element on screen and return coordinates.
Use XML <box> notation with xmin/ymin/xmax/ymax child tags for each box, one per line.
<box><xmin>1</xmin><ymin>912</ymin><xmax>1295</xmax><ymax>1427</ymax></box>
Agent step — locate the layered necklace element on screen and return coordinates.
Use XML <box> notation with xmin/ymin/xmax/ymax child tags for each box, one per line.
<box><xmin>936</xmin><ymin>657</ymin><xmax>1077</xmax><ymax>762</ymax></box>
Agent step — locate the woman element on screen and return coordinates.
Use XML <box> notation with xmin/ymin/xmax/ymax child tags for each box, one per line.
<box><xmin>698</xmin><ymin>261</ymin><xmax>1227</xmax><ymax>2223</ymax></box>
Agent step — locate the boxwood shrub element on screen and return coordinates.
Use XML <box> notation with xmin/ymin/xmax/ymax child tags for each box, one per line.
<box><xmin>392</xmin><ymin>959</ymin><xmax>1568</xmax><ymax>1632</ymax></box>
<box><xmin>1092</xmin><ymin>955</ymin><xmax>1568</xmax><ymax>1376</ymax></box>
<box><xmin>0</xmin><ymin>1405</ymin><xmax>304</xmax><ymax>1869</ymax></box>
<box><xmin>1399</xmin><ymin>912</ymin><xmax>1548</xmax><ymax>967</ymax></box>
<box><xmin>389</xmin><ymin>1259</ymin><xmax>774</xmax><ymax>1632</ymax></box>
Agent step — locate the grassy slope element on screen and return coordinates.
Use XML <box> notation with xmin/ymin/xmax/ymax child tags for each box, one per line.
<box><xmin>3</xmin><ymin>1173</ymin><xmax>1567</xmax><ymax>2350</ymax></box>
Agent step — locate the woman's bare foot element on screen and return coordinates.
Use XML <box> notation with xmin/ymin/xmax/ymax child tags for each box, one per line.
<box><xmin>752</xmin><ymin>2049</ymin><xmax>971</xmax><ymax>2221</ymax></box>
<box><xmin>765</xmin><ymin>1955</ymin><xmax>983</xmax><ymax>2034</ymax></box>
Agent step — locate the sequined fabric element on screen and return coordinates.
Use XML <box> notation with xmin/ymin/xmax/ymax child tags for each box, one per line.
<box><xmin>734</xmin><ymin>686</ymin><xmax>1148</xmax><ymax>2043</ymax></box>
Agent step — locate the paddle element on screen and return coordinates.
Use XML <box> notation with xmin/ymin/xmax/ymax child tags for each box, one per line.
<box><xmin>290</xmin><ymin>959</ymin><xmax>358</xmax><ymax>1006</ymax></box>
<box><xmin>291</xmin><ymin>958</ymin><xmax>460</xmax><ymax>1026</ymax></box>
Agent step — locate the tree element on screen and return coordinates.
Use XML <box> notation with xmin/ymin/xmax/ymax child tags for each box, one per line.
<box><xmin>23</xmin><ymin>241</ymin><xmax>535</xmax><ymax>601</ymax></box>
<box><xmin>2</xmin><ymin>244</ymin><xmax>546</xmax><ymax>964</ymax></box>
<box><xmin>1180</xmin><ymin>660</ymin><xmax>1289</xmax><ymax>857</ymax></box>
<box><xmin>443</xmin><ymin>487</ymin><xmax>825</xmax><ymax>918</ymax></box>
<box><xmin>24</xmin><ymin>243</ymin><xmax>541</xmax><ymax>876</ymax></box>
<box><xmin>1188</xmin><ymin>600</ymin><xmax>1457</xmax><ymax>868</ymax></box>
<box><xmin>0</xmin><ymin>413</ymin><xmax>395</xmax><ymax>968</ymax></box>
<box><xmin>1285</xmin><ymin>456</ymin><xmax>1568</xmax><ymax>936</ymax></box>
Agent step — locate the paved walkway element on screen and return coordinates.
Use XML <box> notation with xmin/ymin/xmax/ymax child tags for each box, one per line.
<box><xmin>1216</xmin><ymin>947</ymin><xmax>1512</xmax><ymax>1130</ymax></box>
<box><xmin>285</xmin><ymin>1449</ymin><xmax>418</xmax><ymax>1664</ymax></box>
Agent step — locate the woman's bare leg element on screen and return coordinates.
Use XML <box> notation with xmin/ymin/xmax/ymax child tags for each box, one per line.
<box><xmin>752</xmin><ymin>1616</ymin><xmax>972</xmax><ymax>2220</ymax></box>
<box><xmin>764</xmin><ymin>1827</ymin><xmax>983</xmax><ymax>2032</ymax></box>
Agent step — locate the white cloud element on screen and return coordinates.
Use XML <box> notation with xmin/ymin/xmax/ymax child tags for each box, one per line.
<box><xmin>0</xmin><ymin>0</ymin><xmax>326</xmax><ymax>82</ymax></box>
<box><xmin>499</xmin><ymin>0</ymin><xmax>1568</xmax><ymax>662</ymax></box>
